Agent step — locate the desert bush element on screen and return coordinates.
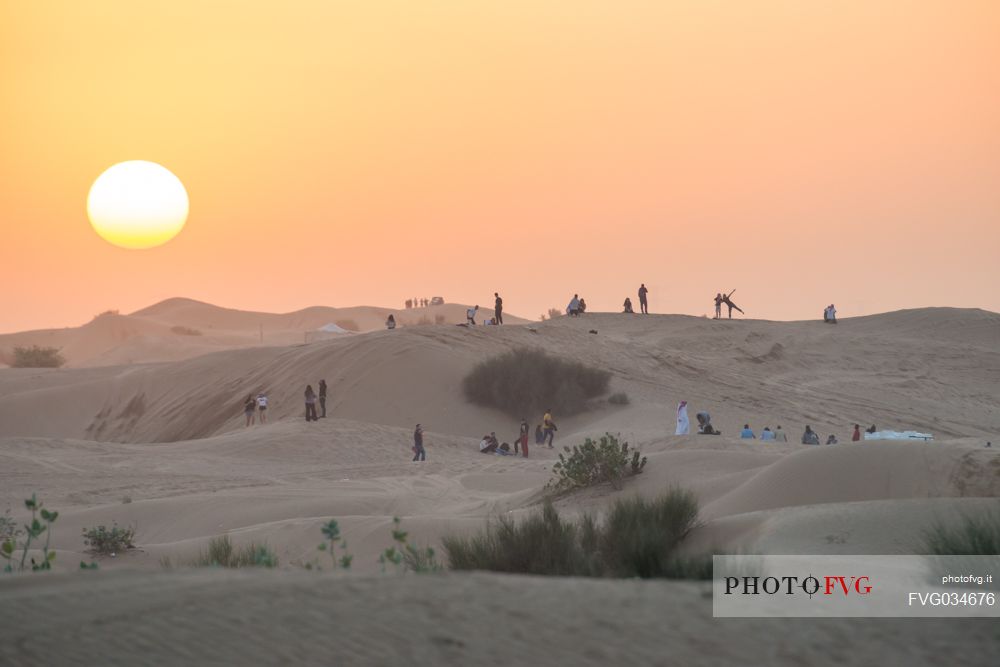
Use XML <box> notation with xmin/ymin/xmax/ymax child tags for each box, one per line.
<box><xmin>608</xmin><ymin>392</ymin><xmax>630</xmax><ymax>405</ymax></box>
<box><xmin>93</xmin><ymin>309</ymin><xmax>119</xmax><ymax>319</ymax></box>
<box><xmin>12</xmin><ymin>345</ymin><xmax>66</xmax><ymax>368</ymax></box>
<box><xmin>1</xmin><ymin>494</ymin><xmax>59</xmax><ymax>573</ymax></box>
<box><xmin>924</xmin><ymin>511</ymin><xmax>1000</xmax><ymax>555</ymax></box>
<box><xmin>190</xmin><ymin>535</ymin><xmax>278</xmax><ymax>568</ymax></box>
<box><xmin>462</xmin><ymin>348</ymin><xmax>611</xmax><ymax>417</ymax></box>
<box><xmin>170</xmin><ymin>325</ymin><xmax>202</xmax><ymax>336</ymax></box>
<box><xmin>335</xmin><ymin>319</ymin><xmax>360</xmax><ymax>332</ymax></box>
<box><xmin>82</xmin><ymin>522</ymin><xmax>136</xmax><ymax>555</ymax></box>
<box><xmin>444</xmin><ymin>492</ymin><xmax>704</xmax><ymax>579</ymax></box>
<box><xmin>549</xmin><ymin>433</ymin><xmax>646</xmax><ymax>492</ymax></box>
<box><xmin>547</xmin><ymin>308</ymin><xmax>562</xmax><ymax>320</ymax></box>
<box><xmin>597</xmin><ymin>491</ymin><xmax>700</xmax><ymax>578</ymax></box>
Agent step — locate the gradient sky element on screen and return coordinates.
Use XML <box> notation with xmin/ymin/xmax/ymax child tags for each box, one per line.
<box><xmin>2</xmin><ymin>0</ymin><xmax>998</xmax><ymax>332</ymax></box>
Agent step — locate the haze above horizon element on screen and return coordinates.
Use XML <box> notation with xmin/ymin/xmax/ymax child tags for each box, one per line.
<box><xmin>2</xmin><ymin>1</ymin><xmax>998</xmax><ymax>332</ymax></box>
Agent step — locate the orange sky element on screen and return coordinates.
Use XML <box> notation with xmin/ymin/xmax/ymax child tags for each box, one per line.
<box><xmin>1</xmin><ymin>0</ymin><xmax>998</xmax><ymax>332</ymax></box>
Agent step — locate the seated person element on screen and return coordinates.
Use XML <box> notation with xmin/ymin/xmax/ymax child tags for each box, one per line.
<box><xmin>479</xmin><ymin>434</ymin><xmax>498</xmax><ymax>454</ymax></box>
<box><xmin>740</xmin><ymin>424</ymin><xmax>756</xmax><ymax>439</ymax></box>
<box><xmin>623</xmin><ymin>298</ymin><xmax>634</xmax><ymax>314</ymax></box>
<box><xmin>497</xmin><ymin>442</ymin><xmax>512</xmax><ymax>456</ymax></box>
<box><xmin>826</xmin><ymin>434</ymin><xmax>838</xmax><ymax>445</ymax></box>
<box><xmin>578</xmin><ymin>298</ymin><xmax>587</xmax><ymax>313</ymax></box>
<box><xmin>696</xmin><ymin>412</ymin><xmax>720</xmax><ymax>435</ymax></box>
<box><xmin>760</xmin><ymin>426</ymin><xmax>775</xmax><ymax>441</ymax></box>
<box><xmin>866</xmin><ymin>424</ymin><xmax>877</xmax><ymax>434</ymax></box>
<box><xmin>386</xmin><ymin>314</ymin><xmax>396</xmax><ymax>330</ymax></box>
<box><xmin>801</xmin><ymin>425</ymin><xmax>821</xmax><ymax>445</ymax></box>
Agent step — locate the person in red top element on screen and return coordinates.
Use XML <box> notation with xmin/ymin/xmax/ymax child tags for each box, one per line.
<box><xmin>852</xmin><ymin>424</ymin><xmax>861</xmax><ymax>441</ymax></box>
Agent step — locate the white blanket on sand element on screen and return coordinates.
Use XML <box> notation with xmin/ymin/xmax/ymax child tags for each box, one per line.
<box><xmin>863</xmin><ymin>430</ymin><xmax>933</xmax><ymax>441</ymax></box>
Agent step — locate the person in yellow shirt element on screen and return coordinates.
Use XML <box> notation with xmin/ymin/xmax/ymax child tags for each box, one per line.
<box><xmin>542</xmin><ymin>409</ymin><xmax>557</xmax><ymax>448</ymax></box>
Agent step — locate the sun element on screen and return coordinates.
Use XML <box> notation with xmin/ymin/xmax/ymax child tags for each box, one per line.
<box><xmin>87</xmin><ymin>161</ymin><xmax>189</xmax><ymax>249</ymax></box>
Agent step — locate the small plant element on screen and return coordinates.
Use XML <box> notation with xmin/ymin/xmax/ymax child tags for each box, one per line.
<box><xmin>315</xmin><ymin>519</ymin><xmax>353</xmax><ymax>570</ymax></box>
<box><xmin>547</xmin><ymin>308</ymin><xmax>562</xmax><ymax>320</ymax></box>
<box><xmin>549</xmin><ymin>433</ymin><xmax>647</xmax><ymax>492</ymax></box>
<box><xmin>11</xmin><ymin>345</ymin><xmax>66</xmax><ymax>368</ymax></box>
<box><xmin>1</xmin><ymin>494</ymin><xmax>59</xmax><ymax>573</ymax></box>
<box><xmin>608</xmin><ymin>392</ymin><xmax>630</xmax><ymax>405</ymax></box>
<box><xmin>1</xmin><ymin>508</ymin><xmax>22</xmax><ymax>542</ymax></box>
<box><xmin>378</xmin><ymin>517</ymin><xmax>441</xmax><ymax>574</ymax></box>
<box><xmin>82</xmin><ymin>523</ymin><xmax>136</xmax><ymax>555</ymax></box>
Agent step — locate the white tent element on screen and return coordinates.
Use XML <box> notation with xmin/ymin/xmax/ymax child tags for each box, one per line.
<box><xmin>305</xmin><ymin>323</ymin><xmax>353</xmax><ymax>342</ymax></box>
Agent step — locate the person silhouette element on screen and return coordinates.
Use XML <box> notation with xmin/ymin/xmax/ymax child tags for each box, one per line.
<box><xmin>638</xmin><ymin>284</ymin><xmax>649</xmax><ymax>314</ymax></box>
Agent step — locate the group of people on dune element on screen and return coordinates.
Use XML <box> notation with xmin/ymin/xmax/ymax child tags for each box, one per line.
<box><xmin>677</xmin><ymin>401</ymin><xmax>880</xmax><ymax>446</ymax></box>
<box><xmin>408</xmin><ymin>410</ymin><xmax>559</xmax><ymax>462</ymax></box>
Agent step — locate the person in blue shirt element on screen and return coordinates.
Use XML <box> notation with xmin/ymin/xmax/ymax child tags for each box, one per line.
<box><xmin>760</xmin><ymin>426</ymin><xmax>775</xmax><ymax>441</ymax></box>
<box><xmin>740</xmin><ymin>424</ymin><xmax>756</xmax><ymax>439</ymax></box>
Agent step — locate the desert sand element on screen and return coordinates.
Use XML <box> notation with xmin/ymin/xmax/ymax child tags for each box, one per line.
<box><xmin>1</xmin><ymin>304</ymin><xmax>998</xmax><ymax>665</ymax></box>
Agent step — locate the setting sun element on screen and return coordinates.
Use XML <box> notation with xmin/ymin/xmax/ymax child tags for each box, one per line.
<box><xmin>87</xmin><ymin>161</ymin><xmax>189</xmax><ymax>250</ymax></box>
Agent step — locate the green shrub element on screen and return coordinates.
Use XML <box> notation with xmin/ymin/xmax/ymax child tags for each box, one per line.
<box><xmin>597</xmin><ymin>491</ymin><xmax>700</xmax><ymax>578</ymax></box>
<box><xmin>924</xmin><ymin>511</ymin><xmax>1000</xmax><ymax>554</ymax></box>
<box><xmin>550</xmin><ymin>433</ymin><xmax>646</xmax><ymax>492</ymax></box>
<box><xmin>1</xmin><ymin>494</ymin><xmax>59</xmax><ymax>573</ymax></box>
<box><xmin>608</xmin><ymin>392</ymin><xmax>630</xmax><ymax>405</ymax></box>
<box><xmin>443</xmin><ymin>492</ymin><xmax>704</xmax><ymax>579</ymax></box>
<box><xmin>462</xmin><ymin>348</ymin><xmax>611</xmax><ymax>417</ymax></box>
<box><xmin>82</xmin><ymin>523</ymin><xmax>136</xmax><ymax>555</ymax></box>
<box><xmin>184</xmin><ymin>535</ymin><xmax>278</xmax><ymax>568</ymax></box>
<box><xmin>12</xmin><ymin>346</ymin><xmax>66</xmax><ymax>368</ymax></box>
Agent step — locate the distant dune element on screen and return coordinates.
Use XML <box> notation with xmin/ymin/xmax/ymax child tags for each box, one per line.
<box><xmin>0</xmin><ymin>297</ymin><xmax>530</xmax><ymax>367</ymax></box>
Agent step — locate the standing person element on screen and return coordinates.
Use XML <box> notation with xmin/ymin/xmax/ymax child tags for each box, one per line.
<box><xmin>852</xmin><ymin>424</ymin><xmax>861</xmax><ymax>442</ymax></box>
<box><xmin>675</xmin><ymin>400</ymin><xmax>690</xmax><ymax>435</ymax></box>
<box><xmin>243</xmin><ymin>394</ymin><xmax>256</xmax><ymax>427</ymax></box>
<box><xmin>494</xmin><ymin>292</ymin><xmax>504</xmax><ymax>325</ymax></box>
<box><xmin>466</xmin><ymin>305</ymin><xmax>479</xmax><ymax>325</ymax></box>
<box><xmin>318</xmin><ymin>379</ymin><xmax>328</xmax><ymax>419</ymax></box>
<box><xmin>535</xmin><ymin>424</ymin><xmax>545</xmax><ymax>447</ymax></box>
<box><xmin>412</xmin><ymin>424</ymin><xmax>426</xmax><ymax>461</ymax></box>
<box><xmin>304</xmin><ymin>385</ymin><xmax>318</xmax><ymax>422</ymax></box>
<box><xmin>827</xmin><ymin>304</ymin><xmax>837</xmax><ymax>324</ymax></box>
<box><xmin>714</xmin><ymin>293</ymin><xmax>723</xmax><ymax>319</ymax></box>
<box><xmin>516</xmin><ymin>418</ymin><xmax>530</xmax><ymax>457</ymax></box>
<box><xmin>567</xmin><ymin>295</ymin><xmax>580</xmax><ymax>316</ymax></box>
<box><xmin>542</xmin><ymin>409</ymin><xmax>557</xmax><ymax>448</ymax></box>
<box><xmin>722</xmin><ymin>290</ymin><xmax>743</xmax><ymax>319</ymax></box>
<box><xmin>638</xmin><ymin>284</ymin><xmax>649</xmax><ymax>314</ymax></box>
<box><xmin>256</xmin><ymin>392</ymin><xmax>268</xmax><ymax>424</ymax></box>
<box><xmin>774</xmin><ymin>425</ymin><xmax>788</xmax><ymax>442</ymax></box>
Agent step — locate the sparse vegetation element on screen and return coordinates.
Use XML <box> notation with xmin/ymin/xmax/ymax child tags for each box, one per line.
<box><xmin>378</xmin><ymin>517</ymin><xmax>442</xmax><ymax>573</ymax></box>
<box><xmin>462</xmin><ymin>348</ymin><xmax>611</xmax><ymax>417</ymax></box>
<box><xmin>1</xmin><ymin>494</ymin><xmax>59</xmax><ymax>573</ymax></box>
<box><xmin>608</xmin><ymin>392</ymin><xmax>630</xmax><ymax>405</ymax></box>
<box><xmin>93</xmin><ymin>309</ymin><xmax>120</xmax><ymax>319</ymax></box>
<box><xmin>443</xmin><ymin>491</ymin><xmax>704</xmax><ymax>579</ymax></box>
<box><xmin>82</xmin><ymin>522</ymin><xmax>136</xmax><ymax>555</ymax></box>
<box><xmin>549</xmin><ymin>433</ymin><xmax>646</xmax><ymax>492</ymax></box>
<box><xmin>312</xmin><ymin>519</ymin><xmax>353</xmax><ymax>570</ymax></box>
<box><xmin>12</xmin><ymin>345</ymin><xmax>66</xmax><ymax>368</ymax></box>
<box><xmin>924</xmin><ymin>511</ymin><xmax>1000</xmax><ymax>555</ymax></box>
<box><xmin>167</xmin><ymin>535</ymin><xmax>278</xmax><ymax>568</ymax></box>
<box><xmin>170</xmin><ymin>325</ymin><xmax>202</xmax><ymax>336</ymax></box>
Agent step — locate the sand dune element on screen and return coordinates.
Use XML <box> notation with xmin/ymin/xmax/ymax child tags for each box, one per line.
<box><xmin>0</xmin><ymin>297</ymin><xmax>529</xmax><ymax>367</ymax></box>
<box><xmin>1</xmin><ymin>305</ymin><xmax>997</xmax><ymax>664</ymax></box>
